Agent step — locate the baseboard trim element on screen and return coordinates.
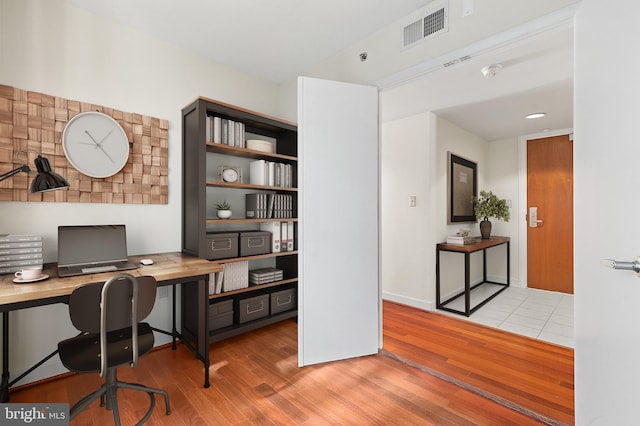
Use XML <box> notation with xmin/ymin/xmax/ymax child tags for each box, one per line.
<box><xmin>382</xmin><ymin>292</ymin><xmax>433</xmax><ymax>311</ymax></box>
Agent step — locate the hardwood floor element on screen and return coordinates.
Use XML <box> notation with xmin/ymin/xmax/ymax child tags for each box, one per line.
<box><xmin>10</xmin><ymin>301</ymin><xmax>573</xmax><ymax>425</ymax></box>
<box><xmin>383</xmin><ymin>301</ymin><xmax>574</xmax><ymax>425</ymax></box>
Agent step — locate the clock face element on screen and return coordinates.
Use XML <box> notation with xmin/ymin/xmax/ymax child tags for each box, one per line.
<box><xmin>222</xmin><ymin>168</ymin><xmax>239</xmax><ymax>182</ymax></box>
<box><xmin>62</xmin><ymin>111</ymin><xmax>130</xmax><ymax>178</ymax></box>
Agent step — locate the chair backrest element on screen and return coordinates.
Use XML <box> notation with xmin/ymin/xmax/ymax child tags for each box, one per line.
<box><xmin>68</xmin><ymin>274</ymin><xmax>157</xmax><ymax>333</ymax></box>
<box><xmin>68</xmin><ymin>274</ymin><xmax>157</xmax><ymax>375</ymax></box>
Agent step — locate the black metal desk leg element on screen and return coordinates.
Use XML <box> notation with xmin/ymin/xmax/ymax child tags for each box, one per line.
<box><xmin>172</xmin><ymin>284</ymin><xmax>177</xmax><ymax>350</ymax></box>
<box><xmin>507</xmin><ymin>241</ymin><xmax>511</xmax><ymax>286</ymax></box>
<box><xmin>1</xmin><ymin>311</ymin><xmax>9</xmax><ymax>402</ymax></box>
<box><xmin>436</xmin><ymin>249</ymin><xmax>441</xmax><ymax>308</ymax></box>
<box><xmin>465</xmin><ymin>253</ymin><xmax>471</xmax><ymax>316</ymax></box>
<box><xmin>202</xmin><ymin>275</ymin><xmax>210</xmax><ymax>388</ymax></box>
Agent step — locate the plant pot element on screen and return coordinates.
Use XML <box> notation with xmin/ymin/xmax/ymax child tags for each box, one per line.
<box><xmin>217</xmin><ymin>209</ymin><xmax>232</xmax><ymax>219</ymax></box>
<box><xmin>480</xmin><ymin>219</ymin><xmax>492</xmax><ymax>240</ymax></box>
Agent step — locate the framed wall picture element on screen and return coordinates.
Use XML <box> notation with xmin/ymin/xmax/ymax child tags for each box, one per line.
<box><xmin>448</xmin><ymin>152</ymin><xmax>477</xmax><ymax>223</ymax></box>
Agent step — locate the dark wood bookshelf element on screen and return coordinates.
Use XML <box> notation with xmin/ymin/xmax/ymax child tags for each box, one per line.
<box><xmin>181</xmin><ymin>96</ymin><xmax>298</xmax><ymax>346</ymax></box>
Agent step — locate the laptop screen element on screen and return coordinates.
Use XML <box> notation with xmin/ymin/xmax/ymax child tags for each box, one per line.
<box><xmin>58</xmin><ymin>225</ymin><xmax>130</xmax><ymax>267</ymax></box>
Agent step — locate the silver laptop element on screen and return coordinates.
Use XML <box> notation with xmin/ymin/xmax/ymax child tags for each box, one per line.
<box><xmin>57</xmin><ymin>225</ymin><xmax>137</xmax><ymax>277</ymax></box>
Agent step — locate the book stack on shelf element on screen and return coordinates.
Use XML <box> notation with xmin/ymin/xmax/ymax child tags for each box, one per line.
<box><xmin>246</xmin><ymin>193</ymin><xmax>294</xmax><ymax>219</ymax></box>
<box><xmin>249</xmin><ymin>159</ymin><xmax>293</xmax><ymax>187</ymax></box>
<box><xmin>446</xmin><ymin>235</ymin><xmax>479</xmax><ymax>245</ymax></box>
<box><xmin>221</xmin><ymin>261</ymin><xmax>249</xmax><ymax>293</ymax></box>
<box><xmin>206</xmin><ymin>115</ymin><xmax>246</xmax><ymax>147</ymax></box>
<box><xmin>0</xmin><ymin>234</ymin><xmax>43</xmax><ymax>274</ymax></box>
<box><xmin>249</xmin><ymin>267</ymin><xmax>284</xmax><ymax>286</ymax></box>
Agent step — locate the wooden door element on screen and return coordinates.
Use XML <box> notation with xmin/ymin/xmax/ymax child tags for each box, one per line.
<box><xmin>527</xmin><ymin>134</ymin><xmax>573</xmax><ymax>294</ymax></box>
<box><xmin>297</xmin><ymin>77</ymin><xmax>380</xmax><ymax>366</ymax></box>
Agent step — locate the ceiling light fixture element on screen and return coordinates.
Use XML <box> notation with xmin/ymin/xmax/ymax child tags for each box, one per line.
<box><xmin>525</xmin><ymin>112</ymin><xmax>546</xmax><ymax>119</ymax></box>
<box><xmin>480</xmin><ymin>64</ymin><xmax>503</xmax><ymax>77</ymax></box>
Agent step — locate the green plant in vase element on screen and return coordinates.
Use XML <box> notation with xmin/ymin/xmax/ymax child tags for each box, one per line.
<box><xmin>216</xmin><ymin>201</ymin><xmax>232</xmax><ymax>219</ymax></box>
<box><xmin>473</xmin><ymin>190</ymin><xmax>510</xmax><ymax>239</ymax></box>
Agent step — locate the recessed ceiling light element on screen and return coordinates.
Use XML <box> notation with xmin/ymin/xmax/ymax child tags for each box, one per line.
<box><xmin>525</xmin><ymin>113</ymin><xmax>546</xmax><ymax>119</ymax></box>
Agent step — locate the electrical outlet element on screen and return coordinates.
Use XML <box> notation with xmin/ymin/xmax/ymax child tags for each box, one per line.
<box><xmin>409</xmin><ymin>196</ymin><xmax>416</xmax><ymax>207</ymax></box>
<box><xmin>158</xmin><ymin>287</ymin><xmax>168</xmax><ymax>298</ymax></box>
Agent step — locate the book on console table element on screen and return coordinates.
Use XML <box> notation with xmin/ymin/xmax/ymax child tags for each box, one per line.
<box><xmin>446</xmin><ymin>235</ymin><xmax>479</xmax><ymax>245</ymax></box>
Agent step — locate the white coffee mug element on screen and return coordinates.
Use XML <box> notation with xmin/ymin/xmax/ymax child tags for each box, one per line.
<box><xmin>14</xmin><ymin>266</ymin><xmax>43</xmax><ymax>280</ymax></box>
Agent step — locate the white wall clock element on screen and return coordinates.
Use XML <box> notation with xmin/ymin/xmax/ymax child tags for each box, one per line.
<box><xmin>62</xmin><ymin>111</ymin><xmax>130</xmax><ymax>178</ymax></box>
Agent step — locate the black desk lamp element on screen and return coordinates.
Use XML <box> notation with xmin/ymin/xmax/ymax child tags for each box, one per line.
<box><xmin>0</xmin><ymin>155</ymin><xmax>70</xmax><ymax>193</ymax></box>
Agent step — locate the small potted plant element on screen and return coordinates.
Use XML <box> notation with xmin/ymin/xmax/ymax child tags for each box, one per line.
<box><xmin>216</xmin><ymin>201</ymin><xmax>232</xmax><ymax>219</ymax></box>
<box><xmin>473</xmin><ymin>190</ymin><xmax>510</xmax><ymax>239</ymax></box>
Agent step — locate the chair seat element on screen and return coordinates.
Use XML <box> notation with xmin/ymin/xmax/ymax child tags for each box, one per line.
<box><xmin>58</xmin><ymin>322</ymin><xmax>154</xmax><ymax>373</ymax></box>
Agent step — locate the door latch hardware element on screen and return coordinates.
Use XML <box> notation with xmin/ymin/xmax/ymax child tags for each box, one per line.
<box><xmin>601</xmin><ymin>257</ymin><xmax>640</xmax><ymax>276</ymax></box>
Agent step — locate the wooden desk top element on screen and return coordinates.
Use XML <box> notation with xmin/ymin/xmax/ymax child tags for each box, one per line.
<box><xmin>0</xmin><ymin>252</ymin><xmax>222</xmax><ymax>307</ymax></box>
<box><xmin>437</xmin><ymin>236</ymin><xmax>510</xmax><ymax>253</ymax></box>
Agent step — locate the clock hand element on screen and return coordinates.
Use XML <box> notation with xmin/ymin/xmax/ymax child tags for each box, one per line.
<box><xmin>97</xmin><ymin>127</ymin><xmax>115</xmax><ymax>146</ymax></box>
<box><xmin>84</xmin><ymin>130</ymin><xmax>115</xmax><ymax>163</ymax></box>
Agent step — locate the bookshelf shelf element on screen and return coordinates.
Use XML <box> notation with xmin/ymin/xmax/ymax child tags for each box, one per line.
<box><xmin>209</xmin><ymin>278</ymin><xmax>298</xmax><ymax>300</ymax></box>
<box><xmin>206</xmin><ymin>218</ymin><xmax>298</xmax><ymax>225</ymax></box>
<box><xmin>206</xmin><ymin>142</ymin><xmax>297</xmax><ymax>162</ymax></box>
<box><xmin>181</xmin><ymin>97</ymin><xmax>298</xmax><ymax>345</ymax></box>
<box><xmin>205</xmin><ymin>180</ymin><xmax>298</xmax><ymax>192</ymax></box>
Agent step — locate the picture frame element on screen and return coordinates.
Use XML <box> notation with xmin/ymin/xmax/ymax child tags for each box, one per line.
<box><xmin>448</xmin><ymin>152</ymin><xmax>477</xmax><ymax>223</ymax></box>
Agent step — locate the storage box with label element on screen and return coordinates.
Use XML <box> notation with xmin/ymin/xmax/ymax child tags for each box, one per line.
<box><xmin>239</xmin><ymin>231</ymin><xmax>271</xmax><ymax>256</ymax></box>
<box><xmin>205</xmin><ymin>232</ymin><xmax>238</xmax><ymax>260</ymax></box>
<box><xmin>209</xmin><ymin>299</ymin><xmax>234</xmax><ymax>330</ymax></box>
<box><xmin>239</xmin><ymin>294</ymin><xmax>269</xmax><ymax>323</ymax></box>
<box><xmin>270</xmin><ymin>288</ymin><xmax>297</xmax><ymax>315</ymax></box>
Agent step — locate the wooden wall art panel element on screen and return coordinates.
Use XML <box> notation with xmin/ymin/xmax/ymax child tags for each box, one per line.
<box><xmin>0</xmin><ymin>85</ymin><xmax>169</xmax><ymax>204</ymax></box>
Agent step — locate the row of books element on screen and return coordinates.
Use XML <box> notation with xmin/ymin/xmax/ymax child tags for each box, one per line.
<box><xmin>0</xmin><ymin>234</ymin><xmax>43</xmax><ymax>274</ymax></box>
<box><xmin>206</xmin><ymin>115</ymin><xmax>246</xmax><ymax>147</ymax></box>
<box><xmin>246</xmin><ymin>193</ymin><xmax>294</xmax><ymax>219</ymax></box>
<box><xmin>249</xmin><ymin>159</ymin><xmax>293</xmax><ymax>188</ymax></box>
<box><xmin>249</xmin><ymin>267</ymin><xmax>283</xmax><ymax>286</ymax></box>
<box><xmin>215</xmin><ymin>260</ymin><xmax>249</xmax><ymax>294</ymax></box>
<box><xmin>259</xmin><ymin>222</ymin><xmax>295</xmax><ymax>252</ymax></box>
<box><xmin>210</xmin><ymin>264</ymin><xmax>286</xmax><ymax>295</ymax></box>
<box><xmin>446</xmin><ymin>235</ymin><xmax>479</xmax><ymax>245</ymax></box>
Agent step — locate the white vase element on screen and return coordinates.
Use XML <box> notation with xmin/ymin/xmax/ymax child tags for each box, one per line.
<box><xmin>217</xmin><ymin>210</ymin><xmax>232</xmax><ymax>219</ymax></box>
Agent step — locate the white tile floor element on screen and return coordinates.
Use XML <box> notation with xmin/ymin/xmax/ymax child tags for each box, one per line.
<box><xmin>438</xmin><ymin>285</ymin><xmax>574</xmax><ymax>348</ymax></box>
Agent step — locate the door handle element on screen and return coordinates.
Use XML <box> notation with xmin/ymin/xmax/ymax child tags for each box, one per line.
<box><xmin>601</xmin><ymin>257</ymin><xmax>640</xmax><ymax>276</ymax></box>
<box><xmin>529</xmin><ymin>207</ymin><xmax>543</xmax><ymax>227</ymax></box>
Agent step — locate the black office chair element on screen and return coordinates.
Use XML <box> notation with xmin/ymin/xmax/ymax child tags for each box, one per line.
<box><xmin>58</xmin><ymin>274</ymin><xmax>170</xmax><ymax>425</ymax></box>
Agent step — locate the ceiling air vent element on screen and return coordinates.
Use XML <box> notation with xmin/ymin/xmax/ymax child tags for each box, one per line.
<box><xmin>403</xmin><ymin>4</ymin><xmax>449</xmax><ymax>49</ymax></box>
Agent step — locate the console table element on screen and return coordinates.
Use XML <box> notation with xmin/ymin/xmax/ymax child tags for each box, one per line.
<box><xmin>436</xmin><ymin>236</ymin><xmax>510</xmax><ymax>316</ymax></box>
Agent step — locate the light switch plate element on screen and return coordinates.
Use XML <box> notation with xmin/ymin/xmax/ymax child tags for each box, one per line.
<box><xmin>462</xmin><ymin>0</ymin><xmax>474</xmax><ymax>16</ymax></box>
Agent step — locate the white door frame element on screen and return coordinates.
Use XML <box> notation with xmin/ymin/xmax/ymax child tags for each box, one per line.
<box><xmin>517</xmin><ymin>128</ymin><xmax>573</xmax><ymax>288</ymax></box>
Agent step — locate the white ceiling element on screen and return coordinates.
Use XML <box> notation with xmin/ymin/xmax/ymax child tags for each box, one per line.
<box><xmin>381</xmin><ymin>24</ymin><xmax>574</xmax><ymax>140</ymax></box>
<box><xmin>65</xmin><ymin>0</ymin><xmax>433</xmax><ymax>84</ymax></box>
<box><xmin>65</xmin><ymin>0</ymin><xmax>574</xmax><ymax>141</ymax></box>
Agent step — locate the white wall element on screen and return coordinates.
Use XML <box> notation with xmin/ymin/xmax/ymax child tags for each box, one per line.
<box><xmin>380</xmin><ymin>112</ymin><xmax>435</xmax><ymax>308</ymax></box>
<box><xmin>485</xmin><ymin>137</ymin><xmax>520</xmax><ymax>285</ymax></box>
<box><xmin>0</xmin><ymin>0</ymin><xmax>280</xmax><ymax>385</ymax></box>
<box><xmin>435</xmin><ymin>116</ymin><xmax>487</xmax><ymax>239</ymax></box>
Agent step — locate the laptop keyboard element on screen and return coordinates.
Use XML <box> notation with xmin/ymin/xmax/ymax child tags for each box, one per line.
<box><xmin>81</xmin><ymin>265</ymin><xmax>118</xmax><ymax>274</ymax></box>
